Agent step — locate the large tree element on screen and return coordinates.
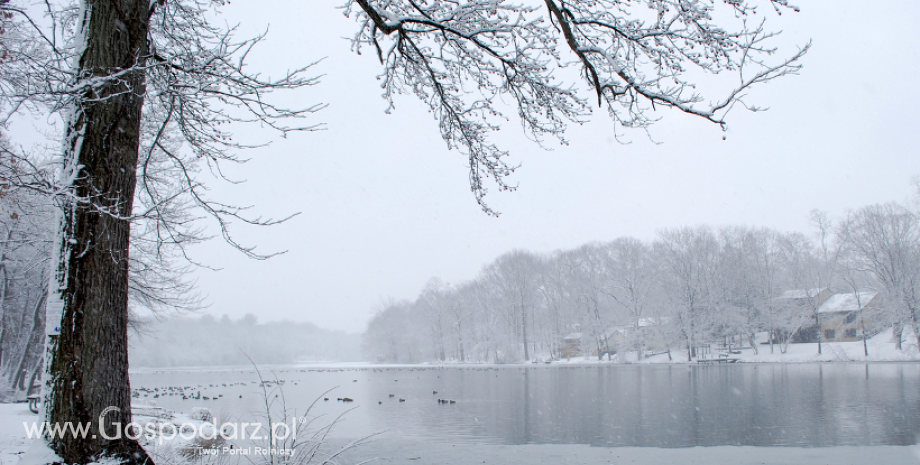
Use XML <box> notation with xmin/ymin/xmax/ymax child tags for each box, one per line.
<box><xmin>654</xmin><ymin>226</ymin><xmax>721</xmax><ymax>361</ymax></box>
<box><xmin>842</xmin><ymin>204</ymin><xmax>920</xmax><ymax>350</ymax></box>
<box><xmin>0</xmin><ymin>0</ymin><xmax>318</xmax><ymax>462</ymax></box>
<box><xmin>603</xmin><ymin>237</ymin><xmax>657</xmax><ymax>359</ymax></box>
<box><xmin>45</xmin><ymin>1</ymin><xmax>152</xmax><ymax>461</ymax></box>
<box><xmin>484</xmin><ymin>250</ymin><xmax>542</xmax><ymax>360</ymax></box>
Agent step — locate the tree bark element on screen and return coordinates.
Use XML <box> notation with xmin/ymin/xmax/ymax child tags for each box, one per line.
<box><xmin>635</xmin><ymin>320</ymin><xmax>642</xmax><ymax>360</ymax></box>
<box><xmin>11</xmin><ymin>291</ymin><xmax>46</xmax><ymax>397</ymax></box>
<box><xmin>593</xmin><ymin>302</ymin><xmax>610</xmax><ymax>361</ymax></box>
<box><xmin>747</xmin><ymin>333</ymin><xmax>758</xmax><ymax>355</ymax></box>
<box><xmin>521</xmin><ymin>299</ymin><xmax>530</xmax><ymax>361</ymax></box>
<box><xmin>456</xmin><ymin>319</ymin><xmax>465</xmax><ymax>362</ymax></box>
<box><xmin>769</xmin><ymin>322</ymin><xmax>774</xmax><ymax>354</ymax></box>
<box><xmin>0</xmin><ymin>233</ymin><xmax>13</xmax><ymax>370</ymax></box>
<box><xmin>45</xmin><ymin>1</ymin><xmax>151</xmax><ymax>463</ymax></box>
<box><xmin>815</xmin><ymin>312</ymin><xmax>822</xmax><ymax>354</ymax></box>
<box><xmin>860</xmin><ymin>316</ymin><xmax>868</xmax><ymax>357</ymax></box>
<box><xmin>27</xmin><ymin>358</ymin><xmax>42</xmax><ymax>396</ymax></box>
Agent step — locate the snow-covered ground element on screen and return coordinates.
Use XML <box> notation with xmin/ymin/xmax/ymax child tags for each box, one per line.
<box><xmin>0</xmin><ymin>404</ymin><xmax>39</xmax><ymax>465</ymax></box>
<box><xmin>3</xmin><ymin>416</ymin><xmax>918</xmax><ymax>465</ymax></box>
<box><xmin>331</xmin><ymin>438</ymin><xmax>920</xmax><ymax>465</ymax></box>
<box><xmin>0</xmin><ymin>403</ymin><xmax>227</xmax><ymax>465</ymax></box>
<box><xmin>280</xmin><ymin>329</ymin><xmax>920</xmax><ymax>369</ymax></box>
<box><xmin>549</xmin><ymin>327</ymin><xmax>920</xmax><ymax>365</ymax></box>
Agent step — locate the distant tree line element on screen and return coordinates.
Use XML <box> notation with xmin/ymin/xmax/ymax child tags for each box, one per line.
<box><xmin>363</xmin><ymin>198</ymin><xmax>920</xmax><ymax>363</ymax></box>
<box><xmin>129</xmin><ymin>314</ymin><xmax>361</xmax><ymax>367</ymax></box>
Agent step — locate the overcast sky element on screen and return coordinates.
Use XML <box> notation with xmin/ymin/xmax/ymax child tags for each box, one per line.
<box><xmin>167</xmin><ymin>1</ymin><xmax>920</xmax><ymax>333</ymax></box>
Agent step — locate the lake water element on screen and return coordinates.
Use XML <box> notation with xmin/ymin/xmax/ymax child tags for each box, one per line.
<box><xmin>130</xmin><ymin>363</ymin><xmax>920</xmax><ymax>448</ymax></box>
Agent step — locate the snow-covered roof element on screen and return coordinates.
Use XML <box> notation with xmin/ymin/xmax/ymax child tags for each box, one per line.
<box><xmin>779</xmin><ymin>288</ymin><xmax>827</xmax><ymax>299</ymax></box>
<box><xmin>817</xmin><ymin>292</ymin><xmax>878</xmax><ymax>314</ymax></box>
<box><xmin>606</xmin><ymin>317</ymin><xmax>669</xmax><ymax>336</ymax></box>
<box><xmin>563</xmin><ymin>332</ymin><xmax>583</xmax><ymax>342</ymax></box>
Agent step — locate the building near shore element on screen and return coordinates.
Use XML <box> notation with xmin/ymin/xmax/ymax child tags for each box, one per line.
<box><xmin>817</xmin><ymin>292</ymin><xmax>881</xmax><ymax>342</ymax></box>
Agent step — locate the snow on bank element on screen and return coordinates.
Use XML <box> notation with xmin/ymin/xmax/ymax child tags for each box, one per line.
<box><xmin>0</xmin><ymin>404</ymin><xmax>42</xmax><ymax>465</ymax></box>
<box><xmin>0</xmin><ymin>402</ymin><xmax>223</xmax><ymax>465</ymax></box>
<box><xmin>123</xmin><ymin>328</ymin><xmax>919</xmax><ymax>373</ymax></box>
<box><xmin>1</xmin><ymin>404</ymin><xmax>919</xmax><ymax>464</ymax></box>
<box><xmin>260</xmin><ymin>329</ymin><xmax>920</xmax><ymax>369</ymax></box>
<box><xmin>328</xmin><ymin>438</ymin><xmax>920</xmax><ymax>465</ymax></box>
<box><xmin>621</xmin><ymin>327</ymin><xmax>920</xmax><ymax>365</ymax></box>
<box><xmin>16</xmin><ymin>441</ymin><xmax>62</xmax><ymax>465</ymax></box>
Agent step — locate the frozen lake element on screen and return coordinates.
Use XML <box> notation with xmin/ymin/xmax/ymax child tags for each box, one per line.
<box><xmin>130</xmin><ymin>363</ymin><xmax>920</xmax><ymax>448</ymax></box>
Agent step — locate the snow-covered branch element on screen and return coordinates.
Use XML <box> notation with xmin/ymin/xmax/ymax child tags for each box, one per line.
<box><xmin>348</xmin><ymin>0</ymin><xmax>808</xmax><ymax>213</ymax></box>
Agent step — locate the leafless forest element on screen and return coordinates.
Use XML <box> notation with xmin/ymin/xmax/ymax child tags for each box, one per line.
<box><xmin>364</xmin><ymin>200</ymin><xmax>920</xmax><ymax>363</ymax></box>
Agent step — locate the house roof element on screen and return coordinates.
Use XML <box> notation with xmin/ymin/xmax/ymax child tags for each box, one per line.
<box><xmin>778</xmin><ymin>288</ymin><xmax>828</xmax><ymax>299</ymax></box>
<box><xmin>563</xmin><ymin>332</ymin><xmax>583</xmax><ymax>342</ymax></box>
<box><xmin>817</xmin><ymin>292</ymin><xmax>878</xmax><ymax>314</ymax></box>
<box><xmin>606</xmin><ymin>317</ymin><xmax>670</xmax><ymax>336</ymax></box>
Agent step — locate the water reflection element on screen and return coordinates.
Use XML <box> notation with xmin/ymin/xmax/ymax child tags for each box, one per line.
<box><xmin>379</xmin><ymin>363</ymin><xmax>920</xmax><ymax>447</ymax></box>
<box><xmin>131</xmin><ymin>363</ymin><xmax>920</xmax><ymax>447</ymax></box>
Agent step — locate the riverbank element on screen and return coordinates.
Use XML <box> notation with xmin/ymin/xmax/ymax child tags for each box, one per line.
<box><xmin>572</xmin><ymin>327</ymin><xmax>920</xmax><ymax>365</ymax></box>
<box><xmin>357</xmin><ymin>328</ymin><xmax>919</xmax><ymax>368</ymax></box>
<box><xmin>328</xmin><ymin>438</ymin><xmax>920</xmax><ymax>465</ymax></box>
<box><xmin>1</xmin><ymin>409</ymin><xmax>917</xmax><ymax>465</ymax></box>
<box><xmin>123</xmin><ymin>330</ymin><xmax>919</xmax><ymax>374</ymax></box>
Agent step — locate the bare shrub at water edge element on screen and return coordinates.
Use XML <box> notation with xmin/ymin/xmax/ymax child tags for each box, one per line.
<box><xmin>246</xmin><ymin>361</ymin><xmax>379</xmax><ymax>465</ymax></box>
<box><xmin>146</xmin><ymin>441</ymin><xmax>230</xmax><ymax>465</ymax></box>
<box><xmin>144</xmin><ymin>380</ymin><xmax>376</xmax><ymax>465</ymax></box>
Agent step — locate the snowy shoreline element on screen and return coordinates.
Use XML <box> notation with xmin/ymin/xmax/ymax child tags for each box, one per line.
<box><xmin>330</xmin><ymin>438</ymin><xmax>920</xmax><ymax>465</ymax></box>
<box><xmin>128</xmin><ymin>355</ymin><xmax>920</xmax><ymax>373</ymax></box>
<box><xmin>3</xmin><ymin>404</ymin><xmax>919</xmax><ymax>465</ymax></box>
<box><xmin>127</xmin><ymin>330</ymin><xmax>919</xmax><ymax>373</ymax></box>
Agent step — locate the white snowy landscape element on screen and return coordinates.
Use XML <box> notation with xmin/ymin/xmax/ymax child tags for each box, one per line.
<box><xmin>2</xmin><ymin>0</ymin><xmax>920</xmax><ymax>464</ymax></box>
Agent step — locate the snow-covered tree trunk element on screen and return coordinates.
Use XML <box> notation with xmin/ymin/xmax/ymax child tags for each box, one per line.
<box><xmin>0</xmin><ymin>228</ymin><xmax>13</xmax><ymax>372</ymax></box>
<box><xmin>9</xmin><ymin>289</ymin><xmax>45</xmax><ymax>395</ymax></box>
<box><xmin>44</xmin><ymin>1</ymin><xmax>152</xmax><ymax>463</ymax></box>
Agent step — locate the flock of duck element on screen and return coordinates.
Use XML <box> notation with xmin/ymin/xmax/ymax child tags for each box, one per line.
<box><xmin>323</xmin><ymin>382</ymin><xmax>458</xmax><ymax>405</ymax></box>
<box><xmin>132</xmin><ymin>366</ymin><xmax>543</xmax><ymax>409</ymax></box>
<box><xmin>131</xmin><ymin>380</ymin><xmax>287</xmax><ymax>401</ymax></box>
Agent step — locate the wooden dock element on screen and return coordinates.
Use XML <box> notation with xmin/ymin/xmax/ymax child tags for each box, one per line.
<box><xmin>697</xmin><ymin>358</ymin><xmax>739</xmax><ymax>363</ymax></box>
<box><xmin>697</xmin><ymin>353</ymin><xmax>740</xmax><ymax>363</ymax></box>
